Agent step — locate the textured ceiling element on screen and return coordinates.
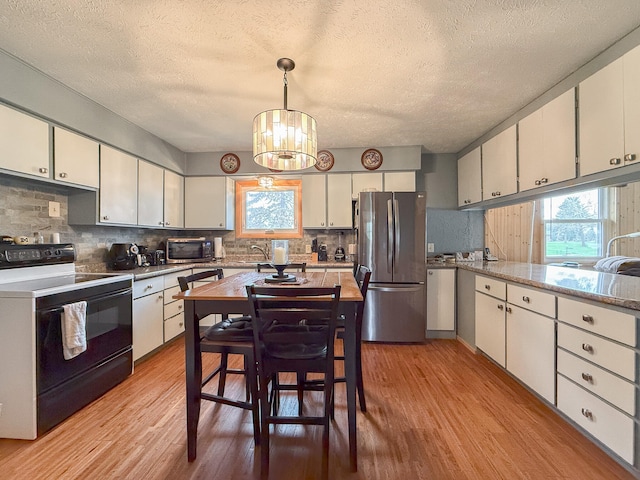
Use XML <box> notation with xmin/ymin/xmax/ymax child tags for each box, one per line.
<box><xmin>1</xmin><ymin>1</ymin><xmax>640</xmax><ymax>155</ymax></box>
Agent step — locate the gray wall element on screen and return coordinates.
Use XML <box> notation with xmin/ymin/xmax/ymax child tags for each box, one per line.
<box><xmin>0</xmin><ymin>50</ymin><xmax>186</xmax><ymax>173</ymax></box>
<box><xmin>420</xmin><ymin>153</ymin><xmax>485</xmax><ymax>254</ymax></box>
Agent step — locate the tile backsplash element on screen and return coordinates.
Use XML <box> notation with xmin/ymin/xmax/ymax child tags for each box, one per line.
<box><xmin>0</xmin><ymin>175</ymin><xmax>355</xmax><ymax>266</ymax></box>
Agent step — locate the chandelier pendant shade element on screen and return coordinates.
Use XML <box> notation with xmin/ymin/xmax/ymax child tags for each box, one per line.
<box><xmin>253</xmin><ymin>58</ymin><xmax>317</xmax><ymax>171</ymax></box>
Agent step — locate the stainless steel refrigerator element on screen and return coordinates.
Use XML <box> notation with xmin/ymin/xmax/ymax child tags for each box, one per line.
<box><xmin>358</xmin><ymin>191</ymin><xmax>426</xmax><ymax>342</ymax></box>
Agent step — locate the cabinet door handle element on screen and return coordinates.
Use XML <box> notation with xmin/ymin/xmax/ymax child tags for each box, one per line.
<box><xmin>624</xmin><ymin>153</ymin><xmax>636</xmax><ymax>162</ymax></box>
<box><xmin>39</xmin><ymin>167</ymin><xmax>48</xmax><ymax>174</ymax></box>
<box><xmin>159</xmin><ymin>221</ymin><xmax>164</xmax><ymax>226</ymax></box>
<box><xmin>581</xmin><ymin>372</ymin><xmax>593</xmax><ymax>383</ymax></box>
<box><xmin>179</xmin><ymin>322</ymin><xmax>184</xmax><ymax>328</ymax></box>
<box><xmin>484</xmin><ymin>284</ymin><xmax>491</xmax><ymax>290</ymax></box>
<box><xmin>505</xmin><ymin>306</ymin><xmax>512</xmax><ymax>314</ymax></box>
<box><xmin>491</xmin><ymin>192</ymin><xmax>496</xmax><ymax>197</ymax></box>
<box><xmin>582</xmin><ymin>314</ymin><xmax>594</xmax><ymax>324</ymax></box>
<box><xmin>581</xmin><ymin>343</ymin><xmax>594</xmax><ymax>353</ymax></box>
<box><xmin>165</xmin><ymin>221</ymin><xmax>170</xmax><ymax>226</ymax></box>
<box><xmin>522</xmin><ymin>296</ymin><xmax>530</xmax><ymax>303</ymax></box>
<box><xmin>609</xmin><ymin>157</ymin><xmax>621</xmax><ymax>165</ymax></box>
<box><xmin>58</xmin><ymin>172</ymin><xmax>68</xmax><ymax>179</ymax></box>
<box><xmin>581</xmin><ymin>408</ymin><xmax>593</xmax><ymax>420</ymax></box>
<box><xmin>102</xmin><ymin>215</ymin><xmax>110</xmax><ymax>221</ymax></box>
<box><xmin>495</xmin><ymin>191</ymin><xmax>501</xmax><ymax>196</ymax></box>
<box><xmin>534</xmin><ymin>179</ymin><xmax>541</xmax><ymax>186</ymax></box>
<box><xmin>158</xmin><ymin>294</ymin><xmax>163</xmax><ymax>300</ymax></box>
<box><xmin>428</xmin><ymin>271</ymin><xmax>433</xmax><ymax>275</ymax></box>
<box><xmin>497</xmin><ymin>304</ymin><xmax>504</xmax><ymax>311</ymax></box>
<box><xmin>539</xmin><ymin>177</ymin><xmax>548</xmax><ymax>184</ymax></box>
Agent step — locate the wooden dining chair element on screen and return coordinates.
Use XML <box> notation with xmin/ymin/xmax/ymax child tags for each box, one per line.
<box><xmin>246</xmin><ymin>284</ymin><xmax>341</xmax><ymax>480</ymax></box>
<box><xmin>177</xmin><ymin>269</ymin><xmax>260</xmax><ymax>446</ymax></box>
<box><xmin>301</xmin><ymin>265</ymin><xmax>371</xmax><ymax>414</ymax></box>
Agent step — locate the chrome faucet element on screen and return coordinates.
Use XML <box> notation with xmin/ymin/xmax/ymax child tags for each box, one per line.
<box><xmin>250</xmin><ymin>243</ymin><xmax>270</xmax><ymax>260</ymax></box>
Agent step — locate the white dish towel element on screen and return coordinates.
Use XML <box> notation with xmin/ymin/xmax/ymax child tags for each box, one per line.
<box><xmin>61</xmin><ymin>301</ymin><xmax>87</xmax><ymax>360</ymax></box>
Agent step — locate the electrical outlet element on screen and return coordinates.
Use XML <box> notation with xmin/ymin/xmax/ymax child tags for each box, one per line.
<box><xmin>305</xmin><ymin>244</ymin><xmax>312</xmax><ymax>254</ymax></box>
<box><xmin>427</xmin><ymin>243</ymin><xmax>435</xmax><ymax>253</ymax></box>
<box><xmin>49</xmin><ymin>201</ymin><xmax>60</xmax><ymax>217</ymax></box>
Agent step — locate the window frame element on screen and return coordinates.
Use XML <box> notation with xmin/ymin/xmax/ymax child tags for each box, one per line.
<box><xmin>542</xmin><ymin>188</ymin><xmax>609</xmax><ymax>264</ymax></box>
<box><xmin>234</xmin><ymin>179</ymin><xmax>303</xmax><ymax>239</ymax></box>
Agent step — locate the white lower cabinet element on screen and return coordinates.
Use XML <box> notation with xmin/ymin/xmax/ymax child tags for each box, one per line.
<box><xmin>426</xmin><ymin>268</ymin><xmax>456</xmax><ymax>332</ymax></box>
<box><xmin>557</xmin><ymin>375</ymin><xmax>634</xmax><ymax>464</ymax></box>
<box><xmin>505</xmin><ymin>304</ymin><xmax>555</xmax><ymax>403</ymax></box>
<box><xmin>133</xmin><ymin>276</ymin><xmax>165</xmax><ymax>361</ymax></box>
<box><xmin>475</xmin><ymin>290</ymin><xmax>506</xmax><ymax>367</ymax></box>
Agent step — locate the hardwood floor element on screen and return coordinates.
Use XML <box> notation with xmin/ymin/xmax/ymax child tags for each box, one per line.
<box><xmin>0</xmin><ymin>339</ymin><xmax>634</xmax><ymax>479</ymax></box>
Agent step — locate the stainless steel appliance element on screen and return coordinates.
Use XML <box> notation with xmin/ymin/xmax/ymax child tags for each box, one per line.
<box><xmin>358</xmin><ymin>192</ymin><xmax>427</xmax><ymax>342</ymax></box>
<box><xmin>0</xmin><ymin>243</ymin><xmax>133</xmax><ymax>439</ymax></box>
<box><xmin>166</xmin><ymin>237</ymin><xmax>213</xmax><ymax>263</ymax></box>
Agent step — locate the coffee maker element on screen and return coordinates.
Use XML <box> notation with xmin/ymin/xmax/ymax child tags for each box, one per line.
<box><xmin>108</xmin><ymin>243</ymin><xmax>139</xmax><ymax>270</ymax></box>
<box><xmin>318</xmin><ymin>244</ymin><xmax>328</xmax><ymax>262</ymax></box>
<box><xmin>334</xmin><ymin>232</ymin><xmax>345</xmax><ymax>261</ymax></box>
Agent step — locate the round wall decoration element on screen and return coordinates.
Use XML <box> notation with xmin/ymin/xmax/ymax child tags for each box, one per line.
<box><xmin>315</xmin><ymin>150</ymin><xmax>335</xmax><ymax>172</ymax></box>
<box><xmin>220</xmin><ymin>153</ymin><xmax>240</xmax><ymax>174</ymax></box>
<box><xmin>361</xmin><ymin>148</ymin><xmax>383</xmax><ymax>170</ymax></box>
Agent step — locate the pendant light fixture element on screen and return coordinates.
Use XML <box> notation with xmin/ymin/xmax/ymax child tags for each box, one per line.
<box><xmin>253</xmin><ymin>58</ymin><xmax>317</xmax><ymax>170</ymax></box>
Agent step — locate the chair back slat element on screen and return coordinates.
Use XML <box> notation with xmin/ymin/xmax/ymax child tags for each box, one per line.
<box><xmin>177</xmin><ymin>269</ymin><xmax>224</xmax><ymax>292</ymax></box>
<box><xmin>246</xmin><ymin>285</ymin><xmax>341</xmax><ymax>365</ymax></box>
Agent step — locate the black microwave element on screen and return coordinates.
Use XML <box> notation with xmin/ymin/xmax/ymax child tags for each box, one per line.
<box><xmin>166</xmin><ymin>238</ymin><xmax>213</xmax><ymax>263</ymax></box>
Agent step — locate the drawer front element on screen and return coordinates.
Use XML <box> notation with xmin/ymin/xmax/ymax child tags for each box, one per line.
<box><xmin>133</xmin><ymin>276</ymin><xmax>164</xmax><ymax>299</ymax></box>
<box><xmin>163</xmin><ymin>269</ymin><xmax>191</xmax><ymax>289</ymax></box>
<box><xmin>164</xmin><ymin>285</ymin><xmax>182</xmax><ymax>305</ymax></box>
<box><xmin>557</xmin><ymin>375</ymin><xmax>634</xmax><ymax>464</ymax></box>
<box><xmin>557</xmin><ymin>323</ymin><xmax>636</xmax><ymax>381</ymax></box>
<box><xmin>164</xmin><ymin>312</ymin><xmax>185</xmax><ymax>342</ymax></box>
<box><xmin>557</xmin><ymin>296</ymin><xmax>636</xmax><ymax>347</ymax></box>
<box><xmin>475</xmin><ymin>275</ymin><xmax>506</xmax><ymax>300</ymax></box>
<box><xmin>557</xmin><ymin>348</ymin><xmax>635</xmax><ymax>415</ymax></box>
<box><xmin>164</xmin><ymin>298</ymin><xmax>184</xmax><ymax>320</ymax></box>
<box><xmin>507</xmin><ymin>284</ymin><xmax>556</xmax><ymax>318</ymax></box>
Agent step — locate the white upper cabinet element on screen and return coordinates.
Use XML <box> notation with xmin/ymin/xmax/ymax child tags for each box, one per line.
<box><xmin>302</xmin><ymin>175</ymin><xmax>327</xmax><ymax>228</ymax></box>
<box><xmin>53</xmin><ymin>127</ymin><xmax>99</xmax><ymax>188</ymax></box>
<box><xmin>326</xmin><ymin>173</ymin><xmax>353</xmax><ymax>228</ymax></box>
<box><xmin>163</xmin><ymin>170</ymin><xmax>184</xmax><ymax>228</ymax></box>
<box><xmin>482</xmin><ymin>124</ymin><xmax>517</xmax><ymax>200</ymax></box>
<box><xmin>0</xmin><ymin>103</ymin><xmax>49</xmax><ymax>178</ymax></box>
<box><xmin>518</xmin><ymin>89</ymin><xmax>576</xmax><ymax>192</ymax></box>
<box><xmin>352</xmin><ymin>172</ymin><xmax>382</xmax><ymax>199</ymax></box>
<box><xmin>383</xmin><ymin>172</ymin><xmax>415</xmax><ymax>192</ymax></box>
<box><xmin>457</xmin><ymin>146</ymin><xmax>482</xmax><ymax>206</ymax></box>
<box><xmin>99</xmin><ymin>145</ymin><xmax>138</xmax><ymax>225</ymax></box>
<box><xmin>623</xmin><ymin>44</ymin><xmax>640</xmax><ymax>168</ymax></box>
<box><xmin>184</xmin><ymin>176</ymin><xmax>234</xmax><ymax>229</ymax></box>
<box><xmin>137</xmin><ymin>160</ymin><xmax>164</xmax><ymax>228</ymax></box>
<box><xmin>579</xmin><ymin>45</ymin><xmax>640</xmax><ymax>176</ymax></box>
<box><xmin>579</xmin><ymin>57</ymin><xmax>625</xmax><ymax>176</ymax></box>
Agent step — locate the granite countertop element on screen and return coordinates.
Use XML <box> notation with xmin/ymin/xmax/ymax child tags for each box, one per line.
<box><xmin>81</xmin><ymin>256</ymin><xmax>355</xmax><ymax>281</ymax></box>
<box><xmin>457</xmin><ymin>261</ymin><xmax>640</xmax><ymax>311</ymax></box>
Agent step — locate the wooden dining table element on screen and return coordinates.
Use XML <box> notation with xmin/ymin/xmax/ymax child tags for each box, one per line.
<box><xmin>173</xmin><ymin>270</ymin><xmax>364</xmax><ymax>472</ymax></box>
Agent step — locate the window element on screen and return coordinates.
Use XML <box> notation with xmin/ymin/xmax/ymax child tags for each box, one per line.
<box><xmin>543</xmin><ymin>188</ymin><xmax>606</xmax><ymax>262</ymax></box>
<box><xmin>235</xmin><ymin>179</ymin><xmax>303</xmax><ymax>239</ymax></box>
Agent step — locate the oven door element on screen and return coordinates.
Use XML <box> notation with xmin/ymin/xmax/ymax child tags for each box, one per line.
<box><xmin>36</xmin><ymin>280</ymin><xmax>132</xmax><ymax>394</ymax></box>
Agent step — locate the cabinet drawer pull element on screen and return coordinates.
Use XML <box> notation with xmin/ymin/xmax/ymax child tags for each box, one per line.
<box><xmin>178</xmin><ymin>304</ymin><xmax>183</xmax><ymax>310</ymax></box>
<box><xmin>581</xmin><ymin>343</ymin><xmax>594</xmax><ymax>353</ymax></box>
<box><xmin>505</xmin><ymin>306</ymin><xmax>512</xmax><ymax>314</ymax></box>
<box><xmin>58</xmin><ymin>172</ymin><xmax>68</xmax><ymax>178</ymax></box>
<box><xmin>179</xmin><ymin>322</ymin><xmax>184</xmax><ymax>328</ymax></box>
<box><xmin>624</xmin><ymin>153</ymin><xmax>636</xmax><ymax>162</ymax></box>
<box><xmin>522</xmin><ymin>296</ymin><xmax>530</xmax><ymax>303</ymax></box>
<box><xmin>497</xmin><ymin>304</ymin><xmax>504</xmax><ymax>311</ymax></box>
<box><xmin>145</xmin><ymin>284</ymin><xmax>153</xmax><ymax>291</ymax></box>
<box><xmin>484</xmin><ymin>284</ymin><xmax>491</xmax><ymax>290</ymax></box>
<box><xmin>39</xmin><ymin>167</ymin><xmax>48</xmax><ymax>174</ymax></box>
<box><xmin>582</xmin><ymin>314</ymin><xmax>594</xmax><ymax>324</ymax></box>
<box><xmin>609</xmin><ymin>157</ymin><xmax>621</xmax><ymax>165</ymax></box>
<box><xmin>581</xmin><ymin>372</ymin><xmax>593</xmax><ymax>383</ymax></box>
<box><xmin>581</xmin><ymin>408</ymin><xmax>593</xmax><ymax>420</ymax></box>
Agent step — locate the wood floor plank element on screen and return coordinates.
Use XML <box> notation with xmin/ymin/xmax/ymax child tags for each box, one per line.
<box><xmin>0</xmin><ymin>339</ymin><xmax>634</xmax><ymax>479</ymax></box>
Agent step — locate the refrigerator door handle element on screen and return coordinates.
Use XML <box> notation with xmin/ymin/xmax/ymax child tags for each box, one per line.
<box><xmin>393</xmin><ymin>198</ymin><xmax>400</xmax><ymax>271</ymax></box>
<box><xmin>387</xmin><ymin>198</ymin><xmax>393</xmax><ymax>274</ymax></box>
